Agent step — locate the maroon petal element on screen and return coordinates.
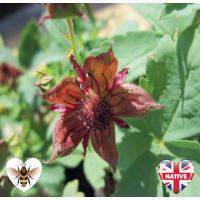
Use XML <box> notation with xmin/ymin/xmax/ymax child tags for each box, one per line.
<box><xmin>110</xmin><ymin>83</ymin><xmax>164</xmax><ymax>118</ymax></box>
<box><xmin>113</xmin><ymin>117</ymin><xmax>130</xmax><ymax>129</ymax></box>
<box><xmin>46</xmin><ymin>112</ymin><xmax>87</xmax><ymax>163</ymax></box>
<box><xmin>82</xmin><ymin>129</ymin><xmax>90</xmax><ymax>157</ymax></box>
<box><xmin>91</xmin><ymin>121</ymin><xmax>118</xmax><ymax>172</ymax></box>
<box><xmin>48</xmin><ymin>104</ymin><xmax>77</xmax><ymax>114</ymax></box>
<box><xmin>82</xmin><ymin>42</ymin><xmax>118</xmax><ymax>93</ymax></box>
<box><xmin>71</xmin><ymin>55</ymin><xmax>88</xmax><ymax>87</ymax></box>
<box><xmin>36</xmin><ymin>77</ymin><xmax>85</xmax><ymax>107</ymax></box>
<box><xmin>111</xmin><ymin>68</ymin><xmax>129</xmax><ymax>92</ymax></box>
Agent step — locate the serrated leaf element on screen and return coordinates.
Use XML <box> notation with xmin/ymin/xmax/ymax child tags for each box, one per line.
<box><xmin>165</xmin><ymin>24</ymin><xmax>200</xmax><ymax>140</ymax></box>
<box><xmin>140</xmin><ymin>24</ymin><xmax>200</xmax><ymax>140</ymax></box>
<box><xmin>83</xmin><ymin>150</ymin><xmax>108</xmax><ymax>189</ymax></box>
<box><xmin>160</xmin><ymin>3</ymin><xmax>200</xmax><ymax>18</ymax></box>
<box><xmin>89</xmin><ymin>31</ymin><xmax>162</xmax><ymax>81</ymax></box>
<box><xmin>130</xmin><ymin>3</ymin><xmax>176</xmax><ymax>37</ymax></box>
<box><xmin>114</xmin><ymin>142</ymin><xmax>174</xmax><ymax>197</ymax></box>
<box><xmin>117</xmin><ymin>132</ymin><xmax>153</xmax><ymax>171</ymax></box>
<box><xmin>62</xmin><ymin>179</ymin><xmax>84</xmax><ymax>197</ymax></box>
<box><xmin>62</xmin><ymin>48</ymin><xmax>73</xmax><ymax>65</ymax></box>
<box><xmin>61</xmin><ymin>29</ymin><xmax>71</xmax><ymax>44</ymax></box>
<box><xmin>115</xmin><ymin>139</ymin><xmax>200</xmax><ymax>197</ymax></box>
<box><xmin>43</xmin><ymin>18</ymin><xmax>70</xmax><ymax>49</ymax></box>
<box><xmin>112</xmin><ymin>20</ymin><xmax>138</xmax><ymax>36</ymax></box>
<box><xmin>114</xmin><ymin>24</ymin><xmax>200</xmax><ymax>197</ymax></box>
<box><xmin>140</xmin><ymin>34</ymin><xmax>180</xmax><ymax>139</ymax></box>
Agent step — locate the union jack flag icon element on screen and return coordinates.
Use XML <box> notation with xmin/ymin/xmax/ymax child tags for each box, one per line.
<box><xmin>158</xmin><ymin>159</ymin><xmax>194</xmax><ymax>194</ymax></box>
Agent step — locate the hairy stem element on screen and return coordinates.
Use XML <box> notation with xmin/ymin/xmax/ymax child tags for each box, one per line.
<box><xmin>66</xmin><ymin>18</ymin><xmax>81</xmax><ymax>65</ymax></box>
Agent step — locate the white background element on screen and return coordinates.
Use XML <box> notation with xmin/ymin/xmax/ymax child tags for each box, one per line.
<box><xmin>6</xmin><ymin>158</ymin><xmax>42</xmax><ymax>193</ymax></box>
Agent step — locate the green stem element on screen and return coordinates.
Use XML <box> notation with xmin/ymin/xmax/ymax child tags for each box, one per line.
<box><xmin>66</xmin><ymin>18</ymin><xmax>81</xmax><ymax>65</ymax></box>
<box><xmin>76</xmin><ymin>17</ymin><xmax>82</xmax><ymax>43</ymax></box>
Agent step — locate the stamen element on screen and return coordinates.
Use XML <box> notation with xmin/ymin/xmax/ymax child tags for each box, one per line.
<box><xmin>110</xmin><ymin>97</ymin><xmax>124</xmax><ymax>108</ymax></box>
<box><xmin>74</xmin><ymin>78</ymin><xmax>89</xmax><ymax>93</ymax></box>
<box><xmin>111</xmin><ymin>91</ymin><xmax>127</xmax><ymax>98</ymax></box>
<box><xmin>112</xmin><ymin>110</ymin><xmax>127</xmax><ymax>116</ymax></box>
<box><xmin>88</xmin><ymin>71</ymin><xmax>100</xmax><ymax>95</ymax></box>
<box><xmin>107</xmin><ymin>77</ymin><xmax>116</xmax><ymax>96</ymax></box>
<box><xmin>63</xmin><ymin>99</ymin><xmax>78</xmax><ymax>107</ymax></box>
<box><xmin>74</xmin><ymin>79</ymin><xmax>84</xmax><ymax>94</ymax></box>
<box><xmin>102</xmin><ymin>73</ymin><xmax>108</xmax><ymax>91</ymax></box>
<box><xmin>66</xmin><ymin>91</ymin><xmax>80</xmax><ymax>103</ymax></box>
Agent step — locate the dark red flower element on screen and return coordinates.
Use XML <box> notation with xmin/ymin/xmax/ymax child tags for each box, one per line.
<box><xmin>37</xmin><ymin>3</ymin><xmax>89</xmax><ymax>26</ymax></box>
<box><xmin>35</xmin><ymin>44</ymin><xmax>164</xmax><ymax>172</ymax></box>
<box><xmin>0</xmin><ymin>63</ymin><xmax>23</xmax><ymax>90</ymax></box>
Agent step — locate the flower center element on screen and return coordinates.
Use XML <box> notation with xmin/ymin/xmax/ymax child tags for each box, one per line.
<box><xmin>82</xmin><ymin>95</ymin><xmax>111</xmax><ymax>131</ymax></box>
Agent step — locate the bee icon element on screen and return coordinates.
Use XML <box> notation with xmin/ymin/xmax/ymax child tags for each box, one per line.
<box><xmin>7</xmin><ymin>163</ymin><xmax>40</xmax><ymax>187</ymax></box>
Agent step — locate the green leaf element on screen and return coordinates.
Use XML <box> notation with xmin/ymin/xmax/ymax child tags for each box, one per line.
<box><xmin>89</xmin><ymin>31</ymin><xmax>162</xmax><ymax>81</ymax></box>
<box><xmin>39</xmin><ymin>164</ymin><xmax>65</xmax><ymax>185</ymax></box>
<box><xmin>160</xmin><ymin>3</ymin><xmax>199</xmax><ymax>34</ymax></box>
<box><xmin>140</xmin><ymin>24</ymin><xmax>200</xmax><ymax>140</ymax></box>
<box><xmin>17</xmin><ymin>74</ymin><xmax>39</xmax><ymax>107</ymax></box>
<box><xmin>114</xmin><ymin>24</ymin><xmax>200</xmax><ymax>197</ymax></box>
<box><xmin>62</xmin><ymin>179</ymin><xmax>84</xmax><ymax>197</ymax></box>
<box><xmin>29</xmin><ymin>43</ymin><xmax>66</xmax><ymax>72</ymax></box>
<box><xmin>56</xmin><ymin>145</ymin><xmax>83</xmax><ymax>168</ymax></box>
<box><xmin>37</xmin><ymin>163</ymin><xmax>66</xmax><ymax>196</ymax></box>
<box><xmin>83</xmin><ymin>150</ymin><xmax>108</xmax><ymax>189</ymax></box>
<box><xmin>160</xmin><ymin>3</ymin><xmax>200</xmax><ymax>18</ymax></box>
<box><xmin>117</xmin><ymin>132</ymin><xmax>153</xmax><ymax>172</ymax></box>
<box><xmin>115</xmin><ymin>139</ymin><xmax>200</xmax><ymax>197</ymax></box>
<box><xmin>43</xmin><ymin>19</ymin><xmax>70</xmax><ymax>49</ymax></box>
<box><xmin>140</xmin><ymin>35</ymin><xmax>180</xmax><ymax>139</ymax></box>
<box><xmin>114</xmin><ymin>141</ymin><xmax>173</xmax><ymax>197</ymax></box>
<box><xmin>61</xmin><ymin>29</ymin><xmax>71</xmax><ymax>44</ymax></box>
<box><xmin>0</xmin><ymin>92</ymin><xmax>19</xmax><ymax>110</ymax></box>
<box><xmin>62</xmin><ymin>48</ymin><xmax>73</xmax><ymax>65</ymax></box>
<box><xmin>18</xmin><ymin>21</ymin><xmax>40</xmax><ymax>68</ymax></box>
<box><xmin>112</xmin><ymin>20</ymin><xmax>138</xmax><ymax>36</ymax></box>
<box><xmin>130</xmin><ymin>3</ymin><xmax>176</xmax><ymax>37</ymax></box>
<box><xmin>165</xmin><ymin>24</ymin><xmax>200</xmax><ymax>140</ymax></box>
<box><xmin>0</xmin><ymin>48</ymin><xmax>20</xmax><ymax>68</ymax></box>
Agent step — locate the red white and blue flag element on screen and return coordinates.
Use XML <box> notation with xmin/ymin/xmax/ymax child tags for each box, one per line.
<box><xmin>158</xmin><ymin>159</ymin><xmax>194</xmax><ymax>194</ymax></box>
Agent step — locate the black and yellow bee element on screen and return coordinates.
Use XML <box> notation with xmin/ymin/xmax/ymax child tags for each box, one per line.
<box><xmin>7</xmin><ymin>164</ymin><xmax>40</xmax><ymax>187</ymax></box>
